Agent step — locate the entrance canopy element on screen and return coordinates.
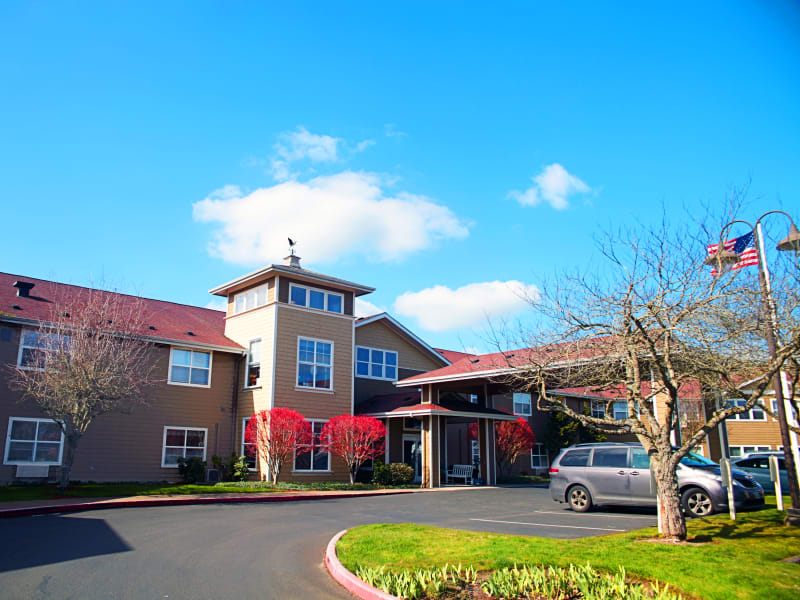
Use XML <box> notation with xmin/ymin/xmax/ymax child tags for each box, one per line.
<box><xmin>358</xmin><ymin>391</ymin><xmax>518</xmax><ymax>421</ymax></box>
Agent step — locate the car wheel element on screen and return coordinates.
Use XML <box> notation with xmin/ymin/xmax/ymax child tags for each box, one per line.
<box><xmin>682</xmin><ymin>487</ymin><xmax>714</xmax><ymax>518</ymax></box>
<box><xmin>568</xmin><ymin>485</ymin><xmax>592</xmax><ymax>512</ymax></box>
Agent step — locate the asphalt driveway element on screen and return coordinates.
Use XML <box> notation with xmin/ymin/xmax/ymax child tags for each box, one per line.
<box><xmin>0</xmin><ymin>487</ymin><xmax>657</xmax><ymax>600</ymax></box>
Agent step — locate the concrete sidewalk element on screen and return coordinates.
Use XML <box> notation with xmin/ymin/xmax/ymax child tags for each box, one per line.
<box><xmin>0</xmin><ymin>485</ymin><xmax>484</xmax><ymax>518</ymax></box>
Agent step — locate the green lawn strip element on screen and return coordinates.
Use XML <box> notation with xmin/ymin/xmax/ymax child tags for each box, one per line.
<box><xmin>337</xmin><ymin>501</ymin><xmax>800</xmax><ymax>600</ymax></box>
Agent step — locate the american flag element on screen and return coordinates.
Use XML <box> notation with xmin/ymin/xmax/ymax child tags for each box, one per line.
<box><xmin>706</xmin><ymin>231</ymin><xmax>759</xmax><ymax>277</ymax></box>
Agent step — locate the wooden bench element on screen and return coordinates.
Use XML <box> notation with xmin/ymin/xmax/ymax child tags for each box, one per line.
<box><xmin>447</xmin><ymin>464</ymin><xmax>474</xmax><ymax>485</ymax></box>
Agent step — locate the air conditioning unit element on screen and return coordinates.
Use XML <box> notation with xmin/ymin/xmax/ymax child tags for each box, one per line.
<box><xmin>205</xmin><ymin>468</ymin><xmax>221</xmax><ymax>483</ymax></box>
<box><xmin>16</xmin><ymin>465</ymin><xmax>49</xmax><ymax>478</ymax></box>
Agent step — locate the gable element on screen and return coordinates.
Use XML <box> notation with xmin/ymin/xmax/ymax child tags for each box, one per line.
<box><xmin>355</xmin><ymin>319</ymin><xmax>445</xmax><ymax>373</ymax></box>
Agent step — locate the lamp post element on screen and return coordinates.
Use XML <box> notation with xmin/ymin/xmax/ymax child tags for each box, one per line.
<box><xmin>707</xmin><ymin>210</ymin><xmax>800</xmax><ymax>518</ymax></box>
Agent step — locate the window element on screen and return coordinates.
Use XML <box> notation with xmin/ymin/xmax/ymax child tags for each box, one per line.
<box><xmin>530</xmin><ymin>443</ymin><xmax>549</xmax><ymax>469</ymax></box>
<box><xmin>590</xmin><ymin>400</ymin><xmax>605</xmax><ymax>419</ymax></box>
<box><xmin>294</xmin><ymin>420</ymin><xmax>330</xmax><ymax>472</ymax></box>
<box><xmin>355</xmin><ymin>346</ymin><xmax>398</xmax><ymax>380</ymax></box>
<box><xmin>592</xmin><ymin>448</ymin><xmax>629</xmax><ymax>468</ymax></box>
<box><xmin>471</xmin><ymin>440</ymin><xmax>480</xmax><ymax>465</ymax></box>
<box><xmin>591</xmin><ymin>400</ymin><xmax>635</xmax><ymax>420</ymax></box>
<box><xmin>404</xmin><ymin>417</ymin><xmax>421</xmax><ymax>430</ymax></box>
<box><xmin>469</xmin><ymin>394</ymin><xmax>479</xmax><ymax>404</ymax></box>
<box><xmin>4</xmin><ymin>417</ymin><xmax>64</xmax><ymax>465</ymax></box>
<box><xmin>288</xmin><ymin>283</ymin><xmax>344</xmax><ymax>314</ymax></box>
<box><xmin>560</xmin><ymin>448</ymin><xmax>591</xmax><ymax>467</ymax></box>
<box><xmin>729</xmin><ymin>445</ymin><xmax>772</xmax><ymax>457</ymax></box>
<box><xmin>631</xmin><ymin>447</ymin><xmax>651</xmax><ymax>469</ymax></box>
<box><xmin>241</xmin><ymin>418</ymin><xmax>256</xmax><ymax>469</ymax></box>
<box><xmin>513</xmin><ymin>393</ymin><xmax>531</xmax><ymax>416</ymax></box>
<box><xmin>297</xmin><ymin>338</ymin><xmax>333</xmax><ymax>390</ymax></box>
<box><xmin>17</xmin><ymin>329</ymin><xmax>69</xmax><ymax>370</ymax></box>
<box><xmin>726</xmin><ymin>399</ymin><xmax>766</xmax><ymax>421</ymax></box>
<box><xmin>246</xmin><ymin>339</ymin><xmax>261</xmax><ymax>387</ymax></box>
<box><xmin>162</xmin><ymin>427</ymin><xmax>207</xmax><ymax>467</ymax></box>
<box><xmin>772</xmin><ymin>399</ymin><xmax>798</xmax><ymax>420</ymax></box>
<box><xmin>169</xmin><ymin>348</ymin><xmax>211</xmax><ymax>386</ymax></box>
<box><xmin>233</xmin><ymin>284</ymin><xmax>268</xmax><ymax>315</ymax></box>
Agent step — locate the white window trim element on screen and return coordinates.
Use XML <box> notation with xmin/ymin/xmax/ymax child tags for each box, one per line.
<box><xmin>293</xmin><ymin>419</ymin><xmax>331</xmax><ymax>473</ymax></box>
<box><xmin>530</xmin><ymin>443</ymin><xmax>549</xmax><ymax>470</ymax></box>
<box><xmin>471</xmin><ymin>439</ymin><xmax>480</xmax><ymax>464</ymax></box>
<box><xmin>16</xmin><ymin>328</ymin><xmax>67</xmax><ymax>372</ymax></box>
<box><xmin>161</xmin><ymin>426</ymin><xmax>208</xmax><ymax>468</ymax></box>
<box><xmin>296</xmin><ymin>336</ymin><xmax>334</xmax><ymax>392</ymax></box>
<box><xmin>513</xmin><ymin>392</ymin><xmax>532</xmax><ymax>417</ymax></box>
<box><xmin>355</xmin><ymin>345</ymin><xmax>399</xmax><ymax>381</ymax></box>
<box><xmin>728</xmin><ymin>445</ymin><xmax>772</xmax><ymax>458</ymax></box>
<box><xmin>241</xmin><ymin>417</ymin><xmax>256</xmax><ymax>468</ymax></box>
<box><xmin>167</xmin><ymin>347</ymin><xmax>213</xmax><ymax>388</ymax></box>
<box><xmin>4</xmin><ymin>416</ymin><xmax>65</xmax><ymax>466</ymax></box>
<box><xmin>245</xmin><ymin>339</ymin><xmax>262</xmax><ymax>389</ymax></box>
<box><xmin>288</xmin><ymin>283</ymin><xmax>345</xmax><ymax>315</ymax></box>
<box><xmin>727</xmin><ymin>399</ymin><xmax>767</xmax><ymax>422</ymax></box>
<box><xmin>232</xmin><ymin>283</ymin><xmax>269</xmax><ymax>316</ymax></box>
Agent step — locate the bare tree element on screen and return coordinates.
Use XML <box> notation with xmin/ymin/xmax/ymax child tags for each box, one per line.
<box><xmin>501</xmin><ymin>206</ymin><xmax>800</xmax><ymax>541</ymax></box>
<box><xmin>11</xmin><ymin>288</ymin><xmax>156</xmax><ymax>489</ymax></box>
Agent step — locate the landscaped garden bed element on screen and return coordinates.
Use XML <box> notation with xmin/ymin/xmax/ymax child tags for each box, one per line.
<box><xmin>336</xmin><ymin>498</ymin><xmax>800</xmax><ymax>600</ymax></box>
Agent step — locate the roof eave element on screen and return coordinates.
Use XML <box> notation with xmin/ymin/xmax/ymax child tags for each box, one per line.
<box><xmin>209</xmin><ymin>264</ymin><xmax>375</xmax><ymax>297</ymax></box>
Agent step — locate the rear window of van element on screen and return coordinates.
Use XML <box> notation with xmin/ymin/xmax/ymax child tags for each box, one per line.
<box><xmin>559</xmin><ymin>449</ymin><xmax>591</xmax><ymax>466</ymax></box>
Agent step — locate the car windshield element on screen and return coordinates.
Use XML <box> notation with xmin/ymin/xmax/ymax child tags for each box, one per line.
<box><xmin>680</xmin><ymin>451</ymin><xmax>716</xmax><ymax>467</ymax></box>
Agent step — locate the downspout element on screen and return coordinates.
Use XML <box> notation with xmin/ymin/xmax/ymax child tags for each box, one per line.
<box><xmin>231</xmin><ymin>354</ymin><xmax>243</xmax><ymax>457</ymax></box>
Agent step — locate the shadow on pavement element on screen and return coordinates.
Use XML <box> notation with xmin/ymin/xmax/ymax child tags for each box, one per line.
<box><xmin>0</xmin><ymin>515</ymin><xmax>132</xmax><ymax>572</ymax></box>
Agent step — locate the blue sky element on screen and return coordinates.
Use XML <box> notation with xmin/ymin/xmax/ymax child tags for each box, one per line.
<box><xmin>1</xmin><ymin>2</ymin><xmax>798</xmax><ymax>353</ymax></box>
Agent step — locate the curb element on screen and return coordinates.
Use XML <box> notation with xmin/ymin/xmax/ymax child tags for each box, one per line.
<box><xmin>325</xmin><ymin>529</ymin><xmax>399</xmax><ymax>600</ymax></box>
<box><xmin>0</xmin><ymin>489</ymin><xmax>419</xmax><ymax>519</ymax></box>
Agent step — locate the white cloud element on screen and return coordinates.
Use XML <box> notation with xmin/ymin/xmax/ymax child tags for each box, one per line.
<box><xmin>355</xmin><ymin>297</ymin><xmax>384</xmax><ymax>318</ymax></box>
<box><xmin>355</xmin><ymin>139</ymin><xmax>376</xmax><ymax>152</ymax></box>
<box><xmin>268</xmin><ymin>127</ymin><xmax>342</xmax><ymax>181</ymax></box>
<box><xmin>394</xmin><ymin>280</ymin><xmax>539</xmax><ymax>332</ymax></box>
<box><xmin>509</xmin><ymin>163</ymin><xmax>590</xmax><ymax>210</ymax></box>
<box><xmin>193</xmin><ymin>171</ymin><xmax>470</xmax><ymax>266</ymax></box>
<box><xmin>204</xmin><ymin>298</ymin><xmax>227</xmax><ymax>312</ymax></box>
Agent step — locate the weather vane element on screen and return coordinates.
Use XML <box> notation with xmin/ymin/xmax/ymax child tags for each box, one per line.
<box><xmin>288</xmin><ymin>237</ymin><xmax>297</xmax><ymax>256</ymax></box>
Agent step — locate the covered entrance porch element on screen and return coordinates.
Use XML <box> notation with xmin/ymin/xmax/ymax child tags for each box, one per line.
<box><xmin>358</xmin><ymin>389</ymin><xmax>517</xmax><ymax>488</ymax></box>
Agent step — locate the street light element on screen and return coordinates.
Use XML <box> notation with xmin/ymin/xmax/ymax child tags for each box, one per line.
<box><xmin>709</xmin><ymin>210</ymin><xmax>800</xmax><ymax>522</ymax></box>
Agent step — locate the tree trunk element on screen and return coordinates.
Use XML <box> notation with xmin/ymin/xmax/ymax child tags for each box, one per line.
<box><xmin>349</xmin><ymin>467</ymin><xmax>356</xmax><ymax>485</ymax></box>
<box><xmin>58</xmin><ymin>432</ymin><xmax>81</xmax><ymax>490</ymax></box>
<box><xmin>652</xmin><ymin>457</ymin><xmax>687</xmax><ymax>541</ymax></box>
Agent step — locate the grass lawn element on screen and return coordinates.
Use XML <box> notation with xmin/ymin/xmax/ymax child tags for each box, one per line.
<box><xmin>0</xmin><ymin>480</ymin><xmax>396</xmax><ymax>502</ymax></box>
<box><xmin>337</xmin><ymin>496</ymin><xmax>800</xmax><ymax>600</ymax></box>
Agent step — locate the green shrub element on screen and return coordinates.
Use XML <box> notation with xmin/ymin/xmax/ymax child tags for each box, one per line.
<box><xmin>389</xmin><ymin>462</ymin><xmax>414</xmax><ymax>485</ymax></box>
<box><xmin>372</xmin><ymin>460</ymin><xmax>392</xmax><ymax>486</ymax></box>
<box><xmin>176</xmin><ymin>457</ymin><xmax>206</xmax><ymax>483</ymax></box>
<box><xmin>231</xmin><ymin>455</ymin><xmax>250</xmax><ymax>481</ymax></box>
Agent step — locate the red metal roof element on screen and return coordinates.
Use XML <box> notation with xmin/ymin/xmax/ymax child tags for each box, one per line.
<box><xmin>433</xmin><ymin>348</ymin><xmax>475</xmax><ymax>363</ymax></box>
<box><xmin>0</xmin><ymin>272</ymin><xmax>242</xmax><ymax>351</ymax></box>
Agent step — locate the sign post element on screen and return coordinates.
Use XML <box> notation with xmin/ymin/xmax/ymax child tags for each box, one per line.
<box><xmin>770</xmin><ymin>455</ymin><xmax>784</xmax><ymax>511</ymax></box>
<box><xmin>720</xmin><ymin>458</ymin><xmax>736</xmax><ymax>521</ymax></box>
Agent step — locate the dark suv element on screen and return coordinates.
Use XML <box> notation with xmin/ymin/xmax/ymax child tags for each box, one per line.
<box><xmin>549</xmin><ymin>442</ymin><xmax>764</xmax><ymax>517</ymax></box>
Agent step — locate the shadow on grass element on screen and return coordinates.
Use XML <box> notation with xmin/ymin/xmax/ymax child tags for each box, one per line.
<box><xmin>0</xmin><ymin>515</ymin><xmax>132</xmax><ymax>572</ymax></box>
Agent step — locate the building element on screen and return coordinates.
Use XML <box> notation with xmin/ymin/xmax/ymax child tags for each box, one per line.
<box><xmin>0</xmin><ymin>258</ymin><xmax>787</xmax><ymax>487</ymax></box>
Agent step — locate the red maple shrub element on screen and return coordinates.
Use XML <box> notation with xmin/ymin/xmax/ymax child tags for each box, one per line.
<box><xmin>495</xmin><ymin>418</ymin><xmax>536</xmax><ymax>476</ymax></box>
<box><xmin>245</xmin><ymin>408</ymin><xmax>312</xmax><ymax>484</ymax></box>
<box><xmin>320</xmin><ymin>415</ymin><xmax>386</xmax><ymax>484</ymax></box>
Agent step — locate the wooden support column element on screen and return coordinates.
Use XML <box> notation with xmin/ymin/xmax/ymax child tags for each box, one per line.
<box><xmin>421</xmin><ymin>415</ymin><xmax>429</xmax><ymax>488</ymax></box>
<box><xmin>430</xmin><ymin>414</ymin><xmax>440</xmax><ymax>487</ymax></box>
<box><xmin>478</xmin><ymin>418</ymin><xmax>488</xmax><ymax>483</ymax></box>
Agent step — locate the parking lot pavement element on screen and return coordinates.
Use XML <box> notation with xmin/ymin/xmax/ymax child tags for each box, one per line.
<box><xmin>0</xmin><ymin>487</ymin><xmax>657</xmax><ymax>600</ymax></box>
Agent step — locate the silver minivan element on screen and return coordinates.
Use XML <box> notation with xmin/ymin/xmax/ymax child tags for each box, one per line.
<box><xmin>549</xmin><ymin>442</ymin><xmax>764</xmax><ymax>517</ymax></box>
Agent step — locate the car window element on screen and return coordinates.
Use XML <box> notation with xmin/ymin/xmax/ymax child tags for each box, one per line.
<box><xmin>779</xmin><ymin>459</ymin><xmax>786</xmax><ymax>470</ymax></box>
<box><xmin>631</xmin><ymin>448</ymin><xmax>650</xmax><ymax>469</ymax></box>
<box><xmin>680</xmin><ymin>451</ymin><xmax>716</xmax><ymax>467</ymax></box>
<box><xmin>736</xmin><ymin>458</ymin><xmax>757</xmax><ymax>468</ymax></box>
<box><xmin>752</xmin><ymin>458</ymin><xmax>769</xmax><ymax>469</ymax></box>
<box><xmin>592</xmin><ymin>448</ymin><xmax>629</xmax><ymax>468</ymax></box>
<box><xmin>560</xmin><ymin>449</ymin><xmax>591</xmax><ymax>467</ymax></box>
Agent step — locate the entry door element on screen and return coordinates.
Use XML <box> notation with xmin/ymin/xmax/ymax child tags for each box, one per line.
<box><xmin>403</xmin><ymin>434</ymin><xmax>422</xmax><ymax>483</ymax></box>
